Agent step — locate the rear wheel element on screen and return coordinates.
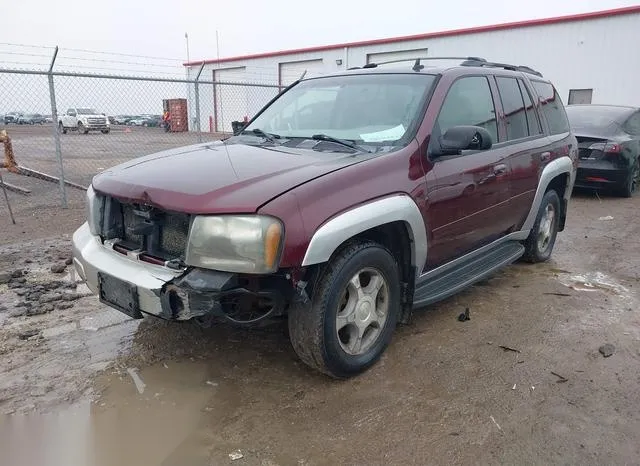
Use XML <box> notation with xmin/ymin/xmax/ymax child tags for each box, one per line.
<box><xmin>523</xmin><ymin>189</ymin><xmax>561</xmax><ymax>263</ymax></box>
<box><xmin>58</xmin><ymin>122</ymin><xmax>67</xmax><ymax>134</ymax></box>
<box><xmin>618</xmin><ymin>160</ymin><xmax>639</xmax><ymax>198</ymax></box>
<box><xmin>288</xmin><ymin>240</ymin><xmax>401</xmax><ymax>378</ymax></box>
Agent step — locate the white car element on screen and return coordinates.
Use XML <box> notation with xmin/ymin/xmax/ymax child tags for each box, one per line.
<box><xmin>58</xmin><ymin>108</ymin><xmax>110</xmax><ymax>134</ymax></box>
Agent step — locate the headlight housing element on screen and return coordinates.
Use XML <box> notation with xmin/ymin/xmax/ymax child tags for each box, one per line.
<box><xmin>185</xmin><ymin>215</ymin><xmax>284</xmax><ymax>274</ymax></box>
<box><xmin>86</xmin><ymin>185</ymin><xmax>104</xmax><ymax>236</ymax></box>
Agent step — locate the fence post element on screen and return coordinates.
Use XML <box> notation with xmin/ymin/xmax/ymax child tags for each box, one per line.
<box><xmin>47</xmin><ymin>46</ymin><xmax>68</xmax><ymax>208</ymax></box>
<box><xmin>194</xmin><ymin>62</ymin><xmax>205</xmax><ymax>143</ymax></box>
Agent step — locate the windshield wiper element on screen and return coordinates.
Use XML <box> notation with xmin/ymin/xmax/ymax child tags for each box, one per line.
<box><xmin>311</xmin><ymin>134</ymin><xmax>371</xmax><ymax>153</ymax></box>
<box><xmin>241</xmin><ymin>128</ymin><xmax>281</xmax><ymax>143</ymax></box>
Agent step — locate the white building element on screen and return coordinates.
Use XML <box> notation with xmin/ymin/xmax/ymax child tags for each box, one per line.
<box><xmin>185</xmin><ymin>5</ymin><xmax>640</xmax><ymax>132</ymax></box>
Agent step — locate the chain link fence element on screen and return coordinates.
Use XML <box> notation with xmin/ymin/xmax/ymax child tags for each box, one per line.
<box><xmin>0</xmin><ymin>53</ymin><xmax>280</xmax><ymax>219</ymax></box>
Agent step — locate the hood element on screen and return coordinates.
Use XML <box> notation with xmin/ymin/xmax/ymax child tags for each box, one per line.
<box><xmin>92</xmin><ymin>141</ymin><xmax>365</xmax><ymax>214</ymax></box>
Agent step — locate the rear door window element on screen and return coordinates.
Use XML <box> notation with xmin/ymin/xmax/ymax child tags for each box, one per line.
<box><xmin>532</xmin><ymin>81</ymin><xmax>570</xmax><ymax>135</ymax></box>
<box><xmin>518</xmin><ymin>80</ymin><xmax>542</xmax><ymax>136</ymax></box>
<box><xmin>496</xmin><ymin>77</ymin><xmax>528</xmax><ymax>140</ymax></box>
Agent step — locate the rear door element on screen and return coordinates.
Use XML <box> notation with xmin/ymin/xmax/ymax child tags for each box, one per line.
<box><xmin>492</xmin><ymin>75</ymin><xmax>551</xmax><ymax>229</ymax></box>
<box><xmin>530</xmin><ymin>80</ymin><xmax>575</xmax><ymax>178</ymax></box>
<box><xmin>425</xmin><ymin>75</ymin><xmax>513</xmax><ymax>268</ymax></box>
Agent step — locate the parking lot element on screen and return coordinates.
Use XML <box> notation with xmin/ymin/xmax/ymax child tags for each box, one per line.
<box><xmin>1</xmin><ymin>125</ymin><xmax>639</xmax><ymax>465</ymax></box>
<box><xmin>0</xmin><ymin>124</ymin><xmax>221</xmax><ymax>243</ymax></box>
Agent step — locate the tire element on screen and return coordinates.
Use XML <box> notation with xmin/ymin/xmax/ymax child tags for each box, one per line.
<box><xmin>523</xmin><ymin>189</ymin><xmax>561</xmax><ymax>263</ymax></box>
<box><xmin>78</xmin><ymin>122</ymin><xmax>88</xmax><ymax>134</ymax></box>
<box><xmin>59</xmin><ymin>122</ymin><xmax>67</xmax><ymax>134</ymax></box>
<box><xmin>618</xmin><ymin>159</ymin><xmax>639</xmax><ymax>198</ymax></box>
<box><xmin>288</xmin><ymin>240</ymin><xmax>401</xmax><ymax>378</ymax></box>
<box><xmin>101</xmin><ymin>129</ymin><xmax>110</xmax><ymax>134</ymax></box>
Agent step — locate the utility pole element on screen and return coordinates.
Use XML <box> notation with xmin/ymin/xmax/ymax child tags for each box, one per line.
<box><xmin>185</xmin><ymin>32</ymin><xmax>190</xmax><ymax>64</ymax></box>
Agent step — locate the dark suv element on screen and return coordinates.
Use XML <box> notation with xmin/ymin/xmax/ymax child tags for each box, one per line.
<box><xmin>73</xmin><ymin>57</ymin><xmax>577</xmax><ymax>378</ymax></box>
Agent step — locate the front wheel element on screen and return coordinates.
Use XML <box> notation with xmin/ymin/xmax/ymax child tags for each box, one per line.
<box><xmin>523</xmin><ymin>189</ymin><xmax>561</xmax><ymax>263</ymax></box>
<box><xmin>288</xmin><ymin>241</ymin><xmax>401</xmax><ymax>378</ymax></box>
<box><xmin>101</xmin><ymin>129</ymin><xmax>110</xmax><ymax>134</ymax></box>
<box><xmin>59</xmin><ymin>122</ymin><xmax>67</xmax><ymax>134</ymax></box>
<box><xmin>77</xmin><ymin>122</ymin><xmax>89</xmax><ymax>134</ymax></box>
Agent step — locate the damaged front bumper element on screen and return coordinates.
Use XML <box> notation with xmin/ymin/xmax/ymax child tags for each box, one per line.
<box><xmin>72</xmin><ymin>222</ymin><xmax>289</xmax><ymax>324</ymax></box>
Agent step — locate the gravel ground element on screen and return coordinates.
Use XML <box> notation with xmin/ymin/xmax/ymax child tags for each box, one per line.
<box><xmin>1</xmin><ymin>190</ymin><xmax>639</xmax><ymax>466</ymax></box>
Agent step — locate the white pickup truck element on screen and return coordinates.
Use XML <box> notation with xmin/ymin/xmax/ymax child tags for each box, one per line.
<box><xmin>58</xmin><ymin>107</ymin><xmax>110</xmax><ymax>134</ymax></box>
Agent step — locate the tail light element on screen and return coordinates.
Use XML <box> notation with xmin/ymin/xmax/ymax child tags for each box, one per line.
<box><xmin>588</xmin><ymin>142</ymin><xmax>622</xmax><ymax>154</ymax></box>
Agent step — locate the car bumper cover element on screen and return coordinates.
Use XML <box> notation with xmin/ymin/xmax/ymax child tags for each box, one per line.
<box><xmin>72</xmin><ymin>223</ymin><xmax>287</xmax><ymax>323</ymax></box>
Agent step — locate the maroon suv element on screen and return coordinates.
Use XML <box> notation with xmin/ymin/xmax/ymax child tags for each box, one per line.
<box><xmin>73</xmin><ymin>57</ymin><xmax>578</xmax><ymax>378</ymax></box>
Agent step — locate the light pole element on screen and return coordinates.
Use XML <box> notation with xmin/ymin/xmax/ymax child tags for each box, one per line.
<box><xmin>185</xmin><ymin>32</ymin><xmax>190</xmax><ymax>64</ymax></box>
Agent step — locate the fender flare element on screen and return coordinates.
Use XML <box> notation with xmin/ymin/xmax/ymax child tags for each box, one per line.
<box><xmin>301</xmin><ymin>194</ymin><xmax>428</xmax><ymax>280</ymax></box>
<box><xmin>519</xmin><ymin>155</ymin><xmax>575</xmax><ymax>233</ymax></box>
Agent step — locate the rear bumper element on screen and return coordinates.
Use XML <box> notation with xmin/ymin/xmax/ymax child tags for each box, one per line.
<box><xmin>575</xmin><ymin>160</ymin><xmax>628</xmax><ymax>189</ymax></box>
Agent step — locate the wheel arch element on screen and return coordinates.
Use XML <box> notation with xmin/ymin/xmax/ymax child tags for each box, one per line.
<box><xmin>301</xmin><ymin>195</ymin><xmax>427</xmax><ymax>282</ymax></box>
<box><xmin>520</xmin><ymin>156</ymin><xmax>574</xmax><ymax>234</ymax></box>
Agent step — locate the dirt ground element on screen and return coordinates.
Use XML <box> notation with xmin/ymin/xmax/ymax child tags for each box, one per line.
<box><xmin>1</xmin><ymin>186</ymin><xmax>639</xmax><ymax>466</ymax></box>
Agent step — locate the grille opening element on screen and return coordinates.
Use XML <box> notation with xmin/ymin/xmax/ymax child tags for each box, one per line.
<box><xmin>105</xmin><ymin>198</ymin><xmax>191</xmax><ymax>261</ymax></box>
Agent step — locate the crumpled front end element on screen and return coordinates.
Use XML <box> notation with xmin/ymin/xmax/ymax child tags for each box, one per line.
<box><xmin>73</xmin><ymin>222</ymin><xmax>294</xmax><ymax>326</ymax></box>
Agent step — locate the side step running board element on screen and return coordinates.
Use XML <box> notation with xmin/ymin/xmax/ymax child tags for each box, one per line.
<box><xmin>412</xmin><ymin>241</ymin><xmax>525</xmax><ymax>309</ymax></box>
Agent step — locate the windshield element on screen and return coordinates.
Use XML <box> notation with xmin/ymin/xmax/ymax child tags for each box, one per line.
<box><xmin>565</xmin><ymin>105</ymin><xmax>633</xmax><ymax>131</ymax></box>
<box><xmin>244</xmin><ymin>73</ymin><xmax>437</xmax><ymax>144</ymax></box>
<box><xmin>77</xmin><ymin>108</ymin><xmax>98</xmax><ymax>115</ymax></box>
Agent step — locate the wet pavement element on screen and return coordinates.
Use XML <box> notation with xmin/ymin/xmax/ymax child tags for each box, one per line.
<box><xmin>1</xmin><ymin>192</ymin><xmax>639</xmax><ymax>465</ymax></box>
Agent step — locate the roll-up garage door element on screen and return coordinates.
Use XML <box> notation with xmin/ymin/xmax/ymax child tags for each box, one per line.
<box><xmin>279</xmin><ymin>59</ymin><xmax>325</xmax><ymax>87</ymax></box>
<box><xmin>366</xmin><ymin>48</ymin><xmax>428</xmax><ymax>65</ymax></box>
<box><xmin>214</xmin><ymin>67</ymin><xmax>247</xmax><ymax>132</ymax></box>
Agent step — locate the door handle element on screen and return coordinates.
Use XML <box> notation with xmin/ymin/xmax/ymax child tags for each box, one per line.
<box><xmin>493</xmin><ymin>163</ymin><xmax>507</xmax><ymax>175</ymax></box>
<box><xmin>541</xmin><ymin>151</ymin><xmax>551</xmax><ymax>161</ymax></box>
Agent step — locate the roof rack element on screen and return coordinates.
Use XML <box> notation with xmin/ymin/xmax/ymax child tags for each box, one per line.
<box><xmin>354</xmin><ymin>56</ymin><xmax>486</xmax><ymax>72</ymax></box>
<box><xmin>349</xmin><ymin>56</ymin><xmax>543</xmax><ymax>77</ymax></box>
<box><xmin>460</xmin><ymin>58</ymin><xmax>543</xmax><ymax>77</ymax></box>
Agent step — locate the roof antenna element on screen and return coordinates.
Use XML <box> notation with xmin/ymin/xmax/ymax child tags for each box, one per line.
<box><xmin>299</xmin><ymin>69</ymin><xmax>307</xmax><ymax>80</ymax></box>
<box><xmin>412</xmin><ymin>59</ymin><xmax>424</xmax><ymax>72</ymax></box>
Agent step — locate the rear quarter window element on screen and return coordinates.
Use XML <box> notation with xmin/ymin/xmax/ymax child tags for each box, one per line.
<box><xmin>624</xmin><ymin>112</ymin><xmax>640</xmax><ymax>135</ymax></box>
<box><xmin>532</xmin><ymin>81</ymin><xmax>570</xmax><ymax>135</ymax></box>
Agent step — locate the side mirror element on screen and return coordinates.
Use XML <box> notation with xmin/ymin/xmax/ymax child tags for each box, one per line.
<box><xmin>231</xmin><ymin>120</ymin><xmax>247</xmax><ymax>135</ymax></box>
<box><xmin>435</xmin><ymin>125</ymin><xmax>493</xmax><ymax>156</ymax></box>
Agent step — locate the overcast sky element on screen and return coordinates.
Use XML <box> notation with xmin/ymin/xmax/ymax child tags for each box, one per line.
<box><xmin>4</xmin><ymin>0</ymin><xmax>638</xmax><ymax>63</ymax></box>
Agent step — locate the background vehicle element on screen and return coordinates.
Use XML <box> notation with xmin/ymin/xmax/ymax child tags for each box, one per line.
<box><xmin>144</xmin><ymin>115</ymin><xmax>162</xmax><ymax>127</ymax></box>
<box><xmin>566</xmin><ymin>104</ymin><xmax>640</xmax><ymax>197</ymax></box>
<box><xmin>113</xmin><ymin>115</ymin><xmax>134</xmax><ymax>125</ymax></box>
<box><xmin>4</xmin><ymin>112</ymin><xmax>23</xmax><ymax>124</ymax></box>
<box><xmin>127</xmin><ymin>115</ymin><xmax>162</xmax><ymax>127</ymax></box>
<box><xmin>58</xmin><ymin>107</ymin><xmax>110</xmax><ymax>134</ymax></box>
<box><xmin>127</xmin><ymin>116</ymin><xmax>147</xmax><ymax>126</ymax></box>
<box><xmin>17</xmin><ymin>113</ymin><xmax>46</xmax><ymax>125</ymax></box>
<box><xmin>73</xmin><ymin>57</ymin><xmax>577</xmax><ymax>379</ymax></box>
